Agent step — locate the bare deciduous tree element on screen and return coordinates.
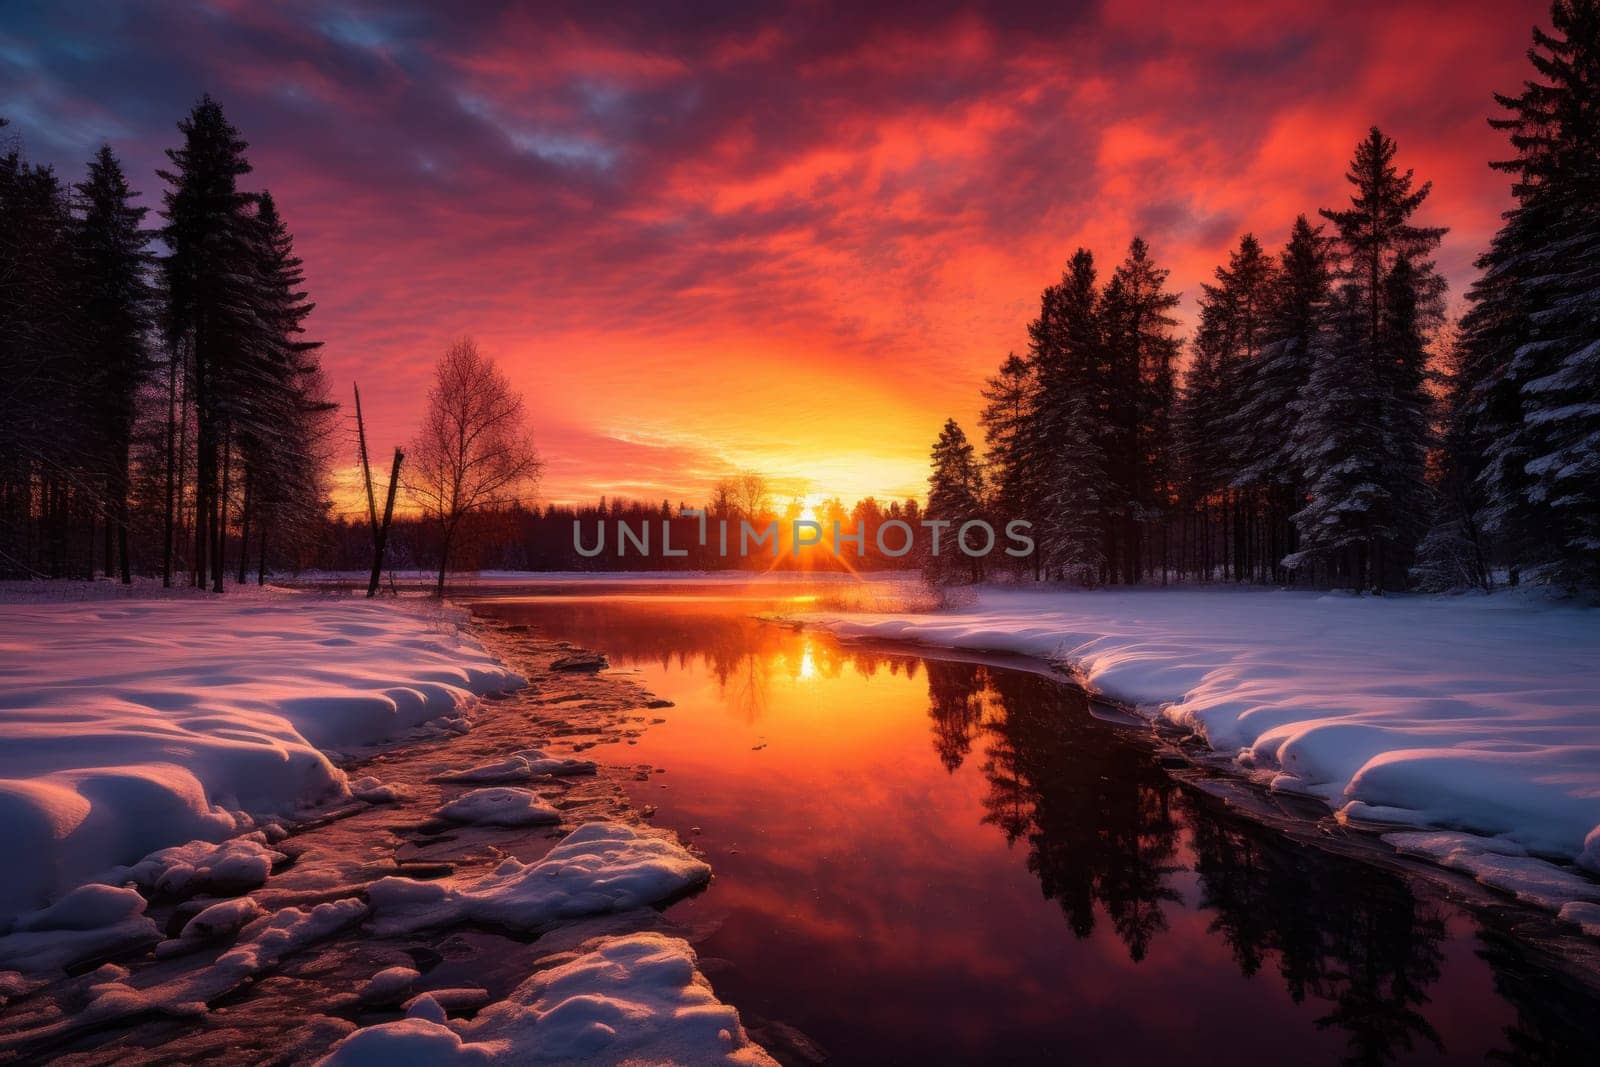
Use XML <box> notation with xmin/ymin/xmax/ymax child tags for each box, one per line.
<box><xmin>407</xmin><ymin>339</ymin><xmax>541</xmax><ymax>596</ymax></box>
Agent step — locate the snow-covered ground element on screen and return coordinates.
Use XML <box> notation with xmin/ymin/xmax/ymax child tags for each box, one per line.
<box><xmin>0</xmin><ymin>585</ymin><xmax>523</xmax><ymax>922</ymax></box>
<box><xmin>798</xmin><ymin>586</ymin><xmax>1600</xmax><ymax>922</ymax></box>
<box><xmin>321</xmin><ymin>930</ymin><xmax>776</xmax><ymax>1065</ymax></box>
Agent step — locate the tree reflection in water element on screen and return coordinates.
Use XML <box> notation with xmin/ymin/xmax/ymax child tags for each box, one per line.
<box><xmin>919</xmin><ymin>658</ymin><xmax>1600</xmax><ymax>1067</ymax></box>
<box><xmin>474</xmin><ymin>595</ymin><xmax>1600</xmax><ymax>1066</ymax></box>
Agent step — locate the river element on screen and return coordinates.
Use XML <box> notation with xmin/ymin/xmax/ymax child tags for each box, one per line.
<box><xmin>466</xmin><ymin>579</ymin><xmax>1600</xmax><ymax>1066</ymax></box>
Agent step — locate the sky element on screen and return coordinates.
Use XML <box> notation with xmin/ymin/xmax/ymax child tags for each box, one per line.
<box><xmin>2</xmin><ymin>0</ymin><xmax>1552</xmax><ymax>509</ymax></box>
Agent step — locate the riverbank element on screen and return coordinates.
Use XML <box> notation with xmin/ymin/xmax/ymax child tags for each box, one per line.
<box><xmin>0</xmin><ymin>587</ymin><xmax>773</xmax><ymax>1063</ymax></box>
<box><xmin>794</xmin><ymin>585</ymin><xmax>1600</xmax><ymax>932</ymax></box>
<box><xmin>0</xmin><ymin>583</ymin><xmax>528</xmax><ymax>925</ymax></box>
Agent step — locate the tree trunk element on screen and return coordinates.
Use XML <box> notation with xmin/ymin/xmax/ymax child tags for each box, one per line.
<box><xmin>368</xmin><ymin>448</ymin><xmax>404</xmax><ymax>598</ymax></box>
<box><xmin>435</xmin><ymin>522</ymin><xmax>454</xmax><ymax>598</ymax></box>
<box><xmin>236</xmin><ymin>469</ymin><xmax>251</xmax><ymax>586</ymax></box>
<box><xmin>213</xmin><ymin>425</ymin><xmax>229</xmax><ymax>593</ymax></box>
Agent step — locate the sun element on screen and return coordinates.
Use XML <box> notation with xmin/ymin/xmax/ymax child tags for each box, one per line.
<box><xmin>795</xmin><ymin>493</ymin><xmax>829</xmax><ymax>524</ymax></box>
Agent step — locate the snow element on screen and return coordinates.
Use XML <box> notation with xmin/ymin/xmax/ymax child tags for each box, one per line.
<box><xmin>319</xmin><ymin>932</ymin><xmax>776</xmax><ymax>1066</ymax></box>
<box><xmin>434</xmin><ymin>787</ymin><xmax>562</xmax><ymax>827</ymax></box>
<box><xmin>155</xmin><ymin>896</ymin><xmax>265</xmax><ymax>958</ymax></box>
<box><xmin>432</xmin><ymin>750</ymin><xmax>597</xmax><ymax>783</ymax></box>
<box><xmin>0</xmin><ymin>590</ymin><xmax>524</xmax><ymax>925</ymax></box>
<box><xmin>359</xmin><ymin>965</ymin><xmax>420</xmax><ymax>1005</ymax></box>
<box><xmin>0</xmin><ymin>884</ymin><xmax>158</xmax><ymax>972</ymax></box>
<box><xmin>71</xmin><ymin>899</ymin><xmax>368</xmax><ymax>1026</ymax></box>
<box><xmin>367</xmin><ymin>822</ymin><xmax>711</xmax><ymax>935</ymax></box>
<box><xmin>799</xmin><ymin>586</ymin><xmax>1600</xmax><ymax>916</ymax></box>
<box><xmin>116</xmin><ymin>834</ymin><xmax>284</xmax><ymax>896</ymax></box>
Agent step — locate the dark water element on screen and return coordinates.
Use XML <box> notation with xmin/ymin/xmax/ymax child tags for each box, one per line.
<box><xmin>471</xmin><ymin>582</ymin><xmax>1600</xmax><ymax>1067</ymax></box>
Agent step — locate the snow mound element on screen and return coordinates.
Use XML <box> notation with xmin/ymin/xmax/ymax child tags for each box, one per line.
<box><xmin>367</xmin><ymin>822</ymin><xmax>710</xmax><ymax>935</ymax></box>
<box><xmin>433</xmin><ymin>749</ymin><xmax>597</xmax><ymax>784</ymax></box>
<box><xmin>320</xmin><ymin>932</ymin><xmax>775</xmax><ymax>1065</ymax></box>
<box><xmin>118</xmin><ymin>834</ymin><xmax>285</xmax><ymax>896</ymax></box>
<box><xmin>435</xmin><ymin>787</ymin><xmax>561</xmax><ymax>827</ymax></box>
<box><xmin>358</xmin><ymin>965</ymin><xmax>420</xmax><ymax>1005</ymax></box>
<box><xmin>0</xmin><ymin>884</ymin><xmax>158</xmax><ymax>973</ymax></box>
<box><xmin>803</xmin><ymin>587</ymin><xmax>1600</xmax><ymax>912</ymax></box>
<box><xmin>155</xmin><ymin>897</ymin><xmax>265</xmax><ymax>958</ymax></box>
<box><xmin>0</xmin><ymin>594</ymin><xmax>523</xmax><ymax>923</ymax></box>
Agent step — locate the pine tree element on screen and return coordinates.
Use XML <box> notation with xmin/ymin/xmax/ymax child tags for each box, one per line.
<box><xmin>1416</xmin><ymin>323</ymin><xmax>1495</xmax><ymax>590</ymax></box>
<box><xmin>1027</xmin><ymin>249</ymin><xmax>1110</xmax><ymax>582</ymax></box>
<box><xmin>980</xmin><ymin>352</ymin><xmax>1039</xmax><ymax>576</ymax></box>
<box><xmin>1233</xmin><ymin>217</ymin><xmax>1334</xmax><ymax>579</ymax></box>
<box><xmin>74</xmin><ymin>145</ymin><xmax>155</xmax><ymax>583</ymax></box>
<box><xmin>160</xmin><ymin>96</ymin><xmax>263</xmax><ymax>591</ymax></box>
<box><xmin>924</xmin><ymin>418</ymin><xmax>986</xmax><ymax>585</ymax></box>
<box><xmin>0</xmin><ymin>147</ymin><xmax>91</xmax><ymax>577</ymax></box>
<box><xmin>1290</xmin><ymin>129</ymin><xmax>1446</xmax><ymax>590</ymax></box>
<box><xmin>241</xmin><ymin>190</ymin><xmax>334</xmax><ymax>577</ymax></box>
<box><xmin>1467</xmin><ymin>0</ymin><xmax>1600</xmax><ymax>588</ymax></box>
<box><xmin>1101</xmin><ymin>237</ymin><xmax>1181</xmax><ymax>583</ymax></box>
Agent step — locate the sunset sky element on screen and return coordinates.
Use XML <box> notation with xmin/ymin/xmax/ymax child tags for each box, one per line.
<box><xmin>3</xmin><ymin>0</ymin><xmax>1550</xmax><ymax>508</ymax></box>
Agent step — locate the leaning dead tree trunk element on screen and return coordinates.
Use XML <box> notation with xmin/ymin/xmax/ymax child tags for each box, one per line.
<box><xmin>354</xmin><ymin>383</ymin><xmax>402</xmax><ymax>597</ymax></box>
<box><xmin>368</xmin><ymin>448</ymin><xmax>403</xmax><ymax>598</ymax></box>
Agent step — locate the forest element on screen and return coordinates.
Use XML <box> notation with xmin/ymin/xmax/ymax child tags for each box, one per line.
<box><xmin>930</xmin><ymin>3</ymin><xmax>1599</xmax><ymax>592</ymax></box>
<box><xmin>2</xmin><ymin>0</ymin><xmax>1595</xmax><ymax>592</ymax></box>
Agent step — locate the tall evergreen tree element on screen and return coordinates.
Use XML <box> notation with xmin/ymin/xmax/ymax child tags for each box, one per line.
<box><xmin>1466</xmin><ymin>0</ymin><xmax>1600</xmax><ymax>588</ymax></box>
<box><xmin>924</xmin><ymin>418</ymin><xmax>986</xmax><ymax>585</ymax></box>
<box><xmin>980</xmin><ymin>351</ymin><xmax>1038</xmax><ymax>556</ymax></box>
<box><xmin>74</xmin><ymin>145</ymin><xmax>154</xmax><ymax>583</ymax></box>
<box><xmin>1290</xmin><ymin>128</ymin><xmax>1446</xmax><ymax>590</ymax></box>
<box><xmin>1026</xmin><ymin>249</ymin><xmax>1111</xmax><ymax>582</ymax></box>
<box><xmin>160</xmin><ymin>95</ymin><xmax>262</xmax><ymax>592</ymax></box>
<box><xmin>1101</xmin><ymin>237</ymin><xmax>1181</xmax><ymax>583</ymax></box>
<box><xmin>241</xmin><ymin>190</ymin><xmax>333</xmax><ymax>578</ymax></box>
<box><xmin>1233</xmin><ymin>216</ymin><xmax>1333</xmax><ymax>580</ymax></box>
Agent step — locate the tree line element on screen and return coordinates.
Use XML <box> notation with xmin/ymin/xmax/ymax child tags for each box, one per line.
<box><xmin>1</xmin><ymin>97</ymin><xmax>334</xmax><ymax>587</ymax></box>
<box><xmin>930</xmin><ymin>0</ymin><xmax>1599</xmax><ymax>592</ymax></box>
<box><xmin>314</xmin><ymin>482</ymin><xmax>928</xmax><ymax>575</ymax></box>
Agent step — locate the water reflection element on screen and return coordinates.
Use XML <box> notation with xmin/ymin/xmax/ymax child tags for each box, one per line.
<box><xmin>474</xmin><ymin>590</ymin><xmax>1600</xmax><ymax>1066</ymax></box>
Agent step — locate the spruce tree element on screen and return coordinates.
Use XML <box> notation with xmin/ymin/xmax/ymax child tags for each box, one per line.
<box><xmin>74</xmin><ymin>145</ymin><xmax>155</xmax><ymax>583</ymax></box>
<box><xmin>1233</xmin><ymin>216</ymin><xmax>1333</xmax><ymax>580</ymax></box>
<box><xmin>980</xmin><ymin>352</ymin><xmax>1038</xmax><ymax>576</ymax></box>
<box><xmin>924</xmin><ymin>418</ymin><xmax>986</xmax><ymax>585</ymax></box>
<box><xmin>1027</xmin><ymin>249</ymin><xmax>1111</xmax><ymax>582</ymax></box>
<box><xmin>1467</xmin><ymin>0</ymin><xmax>1600</xmax><ymax>588</ymax></box>
<box><xmin>1101</xmin><ymin>237</ymin><xmax>1181</xmax><ymax>583</ymax></box>
<box><xmin>242</xmin><ymin>190</ymin><xmax>334</xmax><ymax>576</ymax></box>
<box><xmin>1290</xmin><ymin>129</ymin><xmax>1446</xmax><ymax>590</ymax></box>
<box><xmin>160</xmin><ymin>96</ymin><xmax>261</xmax><ymax>592</ymax></box>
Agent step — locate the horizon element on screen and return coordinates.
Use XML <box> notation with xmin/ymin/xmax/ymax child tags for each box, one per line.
<box><xmin>2</xmin><ymin>0</ymin><xmax>1550</xmax><ymax>508</ymax></box>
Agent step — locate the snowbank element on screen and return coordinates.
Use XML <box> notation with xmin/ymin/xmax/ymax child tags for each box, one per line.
<box><xmin>320</xmin><ymin>931</ymin><xmax>776</xmax><ymax>1065</ymax></box>
<box><xmin>800</xmin><ymin>587</ymin><xmax>1600</xmax><ymax>911</ymax></box>
<box><xmin>0</xmin><ymin>591</ymin><xmax>523</xmax><ymax>921</ymax></box>
<box><xmin>367</xmin><ymin>822</ymin><xmax>711</xmax><ymax>935</ymax></box>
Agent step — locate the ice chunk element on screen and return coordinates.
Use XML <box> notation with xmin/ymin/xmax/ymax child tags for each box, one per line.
<box><xmin>432</xmin><ymin>750</ymin><xmax>597</xmax><ymax>784</ymax></box>
<box><xmin>155</xmin><ymin>897</ymin><xmax>265</xmax><ymax>958</ymax></box>
<box><xmin>320</xmin><ymin>932</ymin><xmax>774</xmax><ymax>1065</ymax></box>
<box><xmin>119</xmin><ymin>835</ymin><xmax>285</xmax><ymax>896</ymax></box>
<box><xmin>0</xmin><ymin>884</ymin><xmax>159</xmax><ymax>973</ymax></box>
<box><xmin>367</xmin><ymin>822</ymin><xmax>709</xmax><ymax>934</ymax></box>
<box><xmin>434</xmin><ymin>787</ymin><xmax>561</xmax><ymax>827</ymax></box>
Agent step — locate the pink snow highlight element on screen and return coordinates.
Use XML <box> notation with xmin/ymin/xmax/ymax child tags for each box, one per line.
<box><xmin>0</xmin><ymin>590</ymin><xmax>523</xmax><ymax>921</ymax></box>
